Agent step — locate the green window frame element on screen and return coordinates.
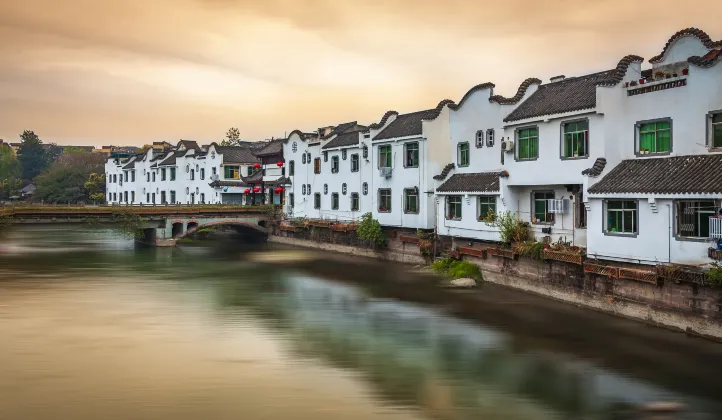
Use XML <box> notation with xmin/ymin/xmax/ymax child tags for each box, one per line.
<box><xmin>605</xmin><ymin>200</ymin><xmax>637</xmax><ymax>234</ymax></box>
<box><xmin>350</xmin><ymin>193</ymin><xmax>359</xmax><ymax>211</ymax></box>
<box><xmin>404</xmin><ymin>188</ymin><xmax>418</xmax><ymax>214</ymax></box>
<box><xmin>351</xmin><ymin>154</ymin><xmax>360</xmax><ymax>172</ymax></box>
<box><xmin>378</xmin><ymin>145</ymin><xmax>392</xmax><ymax>168</ymax></box>
<box><xmin>517</xmin><ymin>127</ymin><xmax>539</xmax><ymax>160</ymax></box>
<box><xmin>446</xmin><ymin>196</ymin><xmax>462</xmax><ymax>220</ymax></box>
<box><xmin>457</xmin><ymin>142</ymin><xmax>470</xmax><ymax>167</ymax></box>
<box><xmin>562</xmin><ymin>120</ymin><xmax>589</xmax><ymax>158</ymax></box>
<box><xmin>331</xmin><ymin>193</ymin><xmax>339</xmax><ymax>210</ymax></box>
<box><xmin>677</xmin><ymin>200</ymin><xmax>716</xmax><ymax>238</ymax></box>
<box><xmin>638</xmin><ymin>120</ymin><xmax>671</xmax><ymax>154</ymax></box>
<box><xmin>404</xmin><ymin>142</ymin><xmax>419</xmax><ymax>168</ymax></box>
<box><xmin>224</xmin><ymin>166</ymin><xmax>240</xmax><ymax>179</ymax></box>
<box><xmin>712</xmin><ymin>113</ymin><xmax>722</xmax><ymax>148</ymax></box>
<box><xmin>532</xmin><ymin>191</ymin><xmax>555</xmax><ymax>224</ymax></box>
<box><xmin>478</xmin><ymin>196</ymin><xmax>496</xmax><ymax>221</ymax></box>
<box><xmin>378</xmin><ymin>189</ymin><xmax>391</xmax><ymax>212</ymax></box>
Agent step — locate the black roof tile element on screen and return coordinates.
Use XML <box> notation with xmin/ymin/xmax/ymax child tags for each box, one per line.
<box><xmin>322</xmin><ymin>131</ymin><xmax>361</xmax><ymax>149</ymax></box>
<box><xmin>436</xmin><ymin>171</ymin><xmax>507</xmax><ymax>193</ymax></box>
<box><xmin>582</xmin><ymin>158</ymin><xmax>607</xmax><ymax>176</ymax></box>
<box><xmin>588</xmin><ymin>155</ymin><xmax>722</xmax><ymax>194</ymax></box>
<box><xmin>215</xmin><ymin>146</ymin><xmax>259</xmax><ymax>164</ymax></box>
<box><xmin>433</xmin><ymin>163</ymin><xmax>455</xmax><ymax>181</ymax></box>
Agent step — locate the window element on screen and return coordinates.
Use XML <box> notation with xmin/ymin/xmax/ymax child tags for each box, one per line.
<box><xmin>351</xmin><ymin>154</ymin><xmax>359</xmax><ymax>172</ymax></box>
<box><xmin>457</xmin><ymin>142</ymin><xmax>470</xmax><ymax>167</ymax></box>
<box><xmin>478</xmin><ymin>196</ymin><xmax>496</xmax><ymax>221</ymax></box>
<box><xmin>342</xmin><ymin>183</ymin><xmax>347</xmax><ymax>195</ymax></box>
<box><xmin>342</xmin><ymin>149</ymin><xmax>347</xmax><ymax>160</ymax></box>
<box><xmin>200</xmin><ymin>168</ymin><xmax>205</xmax><ymax>180</ymax></box>
<box><xmin>446</xmin><ymin>196</ymin><xmax>462</xmax><ymax>220</ymax></box>
<box><xmin>161</xmin><ymin>191</ymin><xmax>167</xmax><ymax>204</ymax></box>
<box><xmin>200</xmin><ymin>193</ymin><xmax>205</xmax><ymax>203</ymax></box>
<box><xmin>292</xmin><ymin>142</ymin><xmax>298</xmax><ymax>153</ymax></box>
<box><xmin>677</xmin><ymin>200</ymin><xmax>716</xmax><ymax>238</ymax></box>
<box><xmin>152</xmin><ymin>172</ymin><xmax>156</xmax><ymax>182</ymax></box>
<box><xmin>247</xmin><ymin>166</ymin><xmax>254</xmax><ymax>176</ymax></box>
<box><xmin>161</xmin><ymin>168</ymin><xmax>167</xmax><ymax>181</ymax></box>
<box><xmin>404</xmin><ymin>142</ymin><xmax>419</xmax><ymax>168</ymax></box>
<box><xmin>171</xmin><ymin>167</ymin><xmax>176</xmax><ymax>181</ymax></box>
<box><xmin>113</xmin><ymin>174</ymin><xmax>117</xmax><ymax>183</ymax></box>
<box><xmin>532</xmin><ymin>191</ymin><xmax>555</xmax><ymax>224</ymax></box>
<box><xmin>146</xmin><ymin>193</ymin><xmax>150</xmax><ymax>202</ymax></box>
<box><xmin>475</xmin><ymin>130</ymin><xmax>484</xmax><ymax>148</ymax></box>
<box><xmin>212</xmin><ymin>167</ymin><xmax>216</xmax><ymax>177</ymax></box>
<box><xmin>331</xmin><ymin>156</ymin><xmax>340</xmax><ymax>173</ymax></box>
<box><xmin>331</xmin><ymin>193</ymin><xmax>339</xmax><ymax>210</ymax></box>
<box><xmin>302</xmin><ymin>153</ymin><xmax>307</xmax><ymax>164</ymax></box>
<box><xmin>363</xmin><ymin>144</ymin><xmax>368</xmax><ymax>159</ymax></box>
<box><xmin>378</xmin><ymin>189</ymin><xmax>391</xmax><ymax>212</ymax></box>
<box><xmin>324</xmin><ymin>184</ymin><xmax>328</xmax><ymax>195</ymax></box>
<box><xmin>379</xmin><ymin>145</ymin><xmax>392</xmax><ymax>168</ymax></box>
<box><xmin>124</xmin><ymin>172</ymin><xmax>128</xmax><ymax>182</ymax></box>
<box><xmin>314</xmin><ymin>193</ymin><xmax>321</xmax><ymax>209</ymax></box>
<box><xmin>575</xmin><ymin>191</ymin><xmax>587</xmax><ymax>229</ymax></box>
<box><xmin>146</xmin><ymin>173</ymin><xmax>150</xmax><ymax>182</ymax></box>
<box><xmin>323</xmin><ymin>151</ymin><xmax>328</xmax><ymax>162</ymax></box>
<box><xmin>486</xmin><ymin>129</ymin><xmax>495</xmax><ymax>147</ymax></box>
<box><xmin>517</xmin><ymin>127</ymin><xmax>539</xmax><ymax>160</ymax></box>
<box><xmin>351</xmin><ymin>193</ymin><xmax>359</xmax><ymax>211</ymax></box>
<box><xmin>605</xmin><ymin>200</ymin><xmax>638</xmax><ymax>235</ymax></box>
<box><xmin>562</xmin><ymin>120</ymin><xmax>589</xmax><ymax>158</ymax></box>
<box><xmin>224</xmin><ymin>166</ymin><xmax>240</xmax><ymax>179</ymax></box>
<box><xmin>711</xmin><ymin>112</ymin><xmax>722</xmax><ymax>148</ymax></box>
<box><xmin>131</xmin><ymin>171</ymin><xmax>135</xmax><ymax>182</ymax></box>
<box><xmin>638</xmin><ymin>120</ymin><xmax>671</xmax><ymax>155</ymax></box>
<box><xmin>289</xmin><ymin>161</ymin><xmax>294</xmax><ymax>176</ymax></box>
<box><xmin>314</xmin><ymin>157</ymin><xmax>321</xmax><ymax>174</ymax></box>
<box><xmin>363</xmin><ymin>182</ymin><xmax>368</xmax><ymax>195</ymax></box>
<box><xmin>124</xmin><ymin>191</ymin><xmax>128</xmax><ymax>202</ymax></box>
<box><xmin>289</xmin><ymin>193</ymin><xmax>294</xmax><ymax>208</ymax></box>
<box><xmin>306</xmin><ymin>184</ymin><xmax>311</xmax><ymax>195</ymax></box>
<box><xmin>404</xmin><ymin>188</ymin><xmax>419</xmax><ymax>214</ymax></box>
<box><xmin>170</xmin><ymin>190</ymin><xmax>176</xmax><ymax>203</ymax></box>
<box><xmin>131</xmin><ymin>191</ymin><xmax>135</xmax><ymax>202</ymax></box>
<box><xmin>302</xmin><ymin>184</ymin><xmax>306</xmax><ymax>195</ymax></box>
<box><xmin>152</xmin><ymin>193</ymin><xmax>156</xmax><ymax>204</ymax></box>
<box><xmin>190</xmin><ymin>169</ymin><xmax>195</xmax><ymax>180</ymax></box>
<box><xmin>306</xmin><ymin>152</ymin><xmax>311</xmax><ymax>163</ymax></box>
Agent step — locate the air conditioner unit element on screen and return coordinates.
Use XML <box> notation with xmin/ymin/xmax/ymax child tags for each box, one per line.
<box><xmin>501</xmin><ymin>139</ymin><xmax>515</xmax><ymax>152</ymax></box>
<box><xmin>379</xmin><ymin>167</ymin><xmax>393</xmax><ymax>178</ymax></box>
<box><xmin>548</xmin><ymin>198</ymin><xmax>569</xmax><ymax>214</ymax></box>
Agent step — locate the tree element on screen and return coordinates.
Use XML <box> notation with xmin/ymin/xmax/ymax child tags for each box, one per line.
<box><xmin>17</xmin><ymin>130</ymin><xmax>50</xmax><ymax>180</ymax></box>
<box><xmin>0</xmin><ymin>146</ymin><xmax>21</xmax><ymax>200</ymax></box>
<box><xmin>84</xmin><ymin>173</ymin><xmax>106</xmax><ymax>202</ymax></box>
<box><xmin>34</xmin><ymin>150</ymin><xmax>105</xmax><ymax>203</ymax></box>
<box><xmin>221</xmin><ymin>127</ymin><xmax>241</xmax><ymax>146</ymax></box>
<box><xmin>139</xmin><ymin>144</ymin><xmax>152</xmax><ymax>153</ymax></box>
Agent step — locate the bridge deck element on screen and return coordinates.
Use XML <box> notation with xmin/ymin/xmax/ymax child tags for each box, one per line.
<box><xmin>0</xmin><ymin>205</ymin><xmax>274</xmax><ymax>217</ymax></box>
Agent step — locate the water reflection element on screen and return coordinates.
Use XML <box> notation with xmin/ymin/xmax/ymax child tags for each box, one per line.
<box><xmin>0</xmin><ymin>226</ymin><xmax>720</xmax><ymax>420</ymax></box>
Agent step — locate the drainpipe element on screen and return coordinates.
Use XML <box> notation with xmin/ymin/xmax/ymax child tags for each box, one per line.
<box><xmin>667</xmin><ymin>203</ymin><xmax>672</xmax><ymax>263</ymax></box>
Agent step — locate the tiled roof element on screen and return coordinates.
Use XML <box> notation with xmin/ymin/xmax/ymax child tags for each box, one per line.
<box><xmin>489</xmin><ymin>78</ymin><xmax>542</xmax><ymax>105</ymax></box>
<box><xmin>366</xmin><ymin>111</ymin><xmax>398</xmax><ymax>131</ymax></box>
<box><xmin>581</xmin><ymin>158</ymin><xmax>607</xmax><ymax>176</ymax></box>
<box><xmin>597</xmin><ymin>55</ymin><xmax>645</xmax><ymax>87</ymax></box>
<box><xmin>243</xmin><ymin>171</ymin><xmax>263</xmax><ymax>184</ymax></box>
<box><xmin>251</xmin><ymin>139</ymin><xmax>284</xmax><ymax>157</ymax></box>
<box><xmin>503</xmin><ymin>71</ymin><xmax>614</xmax><ymax>122</ymax></box>
<box><xmin>322</xmin><ymin>131</ymin><xmax>361</xmax><ymax>149</ymax></box>
<box><xmin>209</xmin><ymin>180</ymin><xmax>250</xmax><ymax>188</ymax></box>
<box><xmin>688</xmin><ymin>48</ymin><xmax>722</xmax><ymax>68</ymax></box>
<box><xmin>122</xmin><ymin>158</ymin><xmax>137</xmax><ymax>170</ymax></box>
<box><xmin>436</xmin><ymin>171</ymin><xmax>508</xmax><ymax>193</ymax></box>
<box><xmin>158</xmin><ymin>151</ymin><xmax>184</xmax><ymax>166</ymax></box>
<box><xmin>373</xmin><ymin>109</ymin><xmax>435</xmax><ymax>140</ymax></box>
<box><xmin>178</xmin><ymin>140</ymin><xmax>201</xmax><ymax>150</ymax></box>
<box><xmin>649</xmin><ymin>28</ymin><xmax>722</xmax><ymax>64</ymax></box>
<box><xmin>588</xmin><ymin>155</ymin><xmax>722</xmax><ymax>195</ymax></box>
<box><xmin>216</xmin><ymin>146</ymin><xmax>259</xmax><ymax>164</ymax></box>
<box><xmin>433</xmin><ymin>163</ymin><xmax>455</xmax><ymax>181</ymax></box>
<box><xmin>321</xmin><ymin>121</ymin><xmax>358</xmax><ymax>139</ymax></box>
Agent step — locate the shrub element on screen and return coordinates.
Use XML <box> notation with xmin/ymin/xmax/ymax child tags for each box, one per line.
<box><xmin>706</xmin><ymin>262</ymin><xmax>722</xmax><ymax>287</ymax></box>
<box><xmin>489</xmin><ymin>211</ymin><xmax>531</xmax><ymax>246</ymax></box>
<box><xmin>515</xmin><ymin>241</ymin><xmax>545</xmax><ymax>260</ymax></box>
<box><xmin>356</xmin><ymin>212</ymin><xmax>386</xmax><ymax>246</ymax></box>
<box><xmin>432</xmin><ymin>257</ymin><xmax>483</xmax><ymax>282</ymax></box>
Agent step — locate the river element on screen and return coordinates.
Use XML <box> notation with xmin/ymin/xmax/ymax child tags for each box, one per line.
<box><xmin>1</xmin><ymin>226</ymin><xmax>721</xmax><ymax>420</ymax></box>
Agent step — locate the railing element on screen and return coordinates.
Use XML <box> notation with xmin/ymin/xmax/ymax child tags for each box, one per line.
<box><xmin>709</xmin><ymin>217</ymin><xmax>722</xmax><ymax>239</ymax></box>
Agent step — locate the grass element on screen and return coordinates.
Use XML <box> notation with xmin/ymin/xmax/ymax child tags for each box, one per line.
<box><xmin>431</xmin><ymin>257</ymin><xmax>483</xmax><ymax>282</ymax></box>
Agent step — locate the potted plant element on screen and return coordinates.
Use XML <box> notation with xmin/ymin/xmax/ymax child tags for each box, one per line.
<box><xmin>630</xmin><ymin>80</ymin><xmax>638</xmax><ymax>86</ymax></box>
<box><xmin>682</xmin><ymin>68</ymin><xmax>689</xmax><ymax>75</ymax></box>
<box><xmin>654</xmin><ymin>71</ymin><xmax>665</xmax><ymax>80</ymax></box>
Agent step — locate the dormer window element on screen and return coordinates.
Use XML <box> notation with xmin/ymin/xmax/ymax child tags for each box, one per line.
<box><xmin>475</xmin><ymin>130</ymin><xmax>484</xmax><ymax>148</ymax></box>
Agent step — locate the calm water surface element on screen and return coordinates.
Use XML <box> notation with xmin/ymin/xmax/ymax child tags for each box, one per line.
<box><xmin>1</xmin><ymin>226</ymin><xmax>721</xmax><ymax>420</ymax></box>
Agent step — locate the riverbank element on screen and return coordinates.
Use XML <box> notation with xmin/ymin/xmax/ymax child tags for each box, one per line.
<box><xmin>268</xmin><ymin>235</ymin><xmax>722</xmax><ymax>341</ymax></box>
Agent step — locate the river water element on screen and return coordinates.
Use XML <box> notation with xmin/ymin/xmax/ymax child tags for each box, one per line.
<box><xmin>1</xmin><ymin>226</ymin><xmax>721</xmax><ymax>420</ymax></box>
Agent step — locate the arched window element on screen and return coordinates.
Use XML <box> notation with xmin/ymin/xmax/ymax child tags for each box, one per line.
<box><xmin>302</xmin><ymin>153</ymin><xmax>307</xmax><ymax>164</ymax></box>
<box><xmin>302</xmin><ymin>184</ymin><xmax>306</xmax><ymax>195</ymax></box>
<box><xmin>476</xmin><ymin>130</ymin><xmax>484</xmax><ymax>148</ymax></box>
<box><xmin>324</xmin><ymin>184</ymin><xmax>328</xmax><ymax>195</ymax></box>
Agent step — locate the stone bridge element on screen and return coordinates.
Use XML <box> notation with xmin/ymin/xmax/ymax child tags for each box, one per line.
<box><xmin>0</xmin><ymin>205</ymin><xmax>274</xmax><ymax>246</ymax></box>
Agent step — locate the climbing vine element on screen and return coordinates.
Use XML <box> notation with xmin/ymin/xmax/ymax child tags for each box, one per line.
<box><xmin>356</xmin><ymin>212</ymin><xmax>386</xmax><ymax>247</ymax></box>
<box><xmin>111</xmin><ymin>209</ymin><xmax>146</xmax><ymax>239</ymax></box>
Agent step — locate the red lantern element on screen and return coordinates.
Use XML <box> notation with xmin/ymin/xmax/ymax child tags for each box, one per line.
<box><xmin>253</xmin><ymin>187</ymin><xmax>260</xmax><ymax>193</ymax></box>
<box><xmin>275</xmin><ymin>187</ymin><xmax>283</xmax><ymax>194</ymax></box>
<box><xmin>276</xmin><ymin>161</ymin><xmax>284</xmax><ymax>167</ymax></box>
<box><xmin>244</xmin><ymin>189</ymin><xmax>250</xmax><ymax>194</ymax></box>
<box><xmin>253</xmin><ymin>163</ymin><xmax>261</xmax><ymax>169</ymax></box>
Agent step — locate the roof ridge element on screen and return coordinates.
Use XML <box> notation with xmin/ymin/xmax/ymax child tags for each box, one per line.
<box><xmin>650</xmin><ymin>27</ymin><xmax>721</xmax><ymax>64</ymax></box>
<box><xmin>489</xmin><ymin>78</ymin><xmax>542</xmax><ymax>104</ymax></box>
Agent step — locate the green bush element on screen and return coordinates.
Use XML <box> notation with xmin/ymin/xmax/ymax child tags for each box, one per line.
<box><xmin>489</xmin><ymin>211</ymin><xmax>531</xmax><ymax>246</ymax></box>
<box><xmin>432</xmin><ymin>257</ymin><xmax>483</xmax><ymax>281</ymax></box>
<box><xmin>706</xmin><ymin>262</ymin><xmax>722</xmax><ymax>287</ymax></box>
<box><xmin>356</xmin><ymin>212</ymin><xmax>386</xmax><ymax>246</ymax></box>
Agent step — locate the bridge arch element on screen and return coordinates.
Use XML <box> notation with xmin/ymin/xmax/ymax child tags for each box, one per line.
<box><xmin>173</xmin><ymin>220</ymin><xmax>268</xmax><ymax>244</ymax></box>
<box><xmin>171</xmin><ymin>222</ymin><xmax>184</xmax><ymax>237</ymax></box>
<box><xmin>187</xmin><ymin>221</ymin><xmax>198</xmax><ymax>231</ymax></box>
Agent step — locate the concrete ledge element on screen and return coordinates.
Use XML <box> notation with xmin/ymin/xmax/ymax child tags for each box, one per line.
<box><xmin>269</xmin><ymin>235</ymin><xmax>425</xmax><ymax>265</ymax></box>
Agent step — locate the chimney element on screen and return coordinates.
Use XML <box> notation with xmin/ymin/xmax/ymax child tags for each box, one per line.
<box><xmin>550</xmin><ymin>75</ymin><xmax>566</xmax><ymax>83</ymax></box>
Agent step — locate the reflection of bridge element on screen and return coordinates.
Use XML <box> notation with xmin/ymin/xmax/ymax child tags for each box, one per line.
<box><xmin>0</xmin><ymin>205</ymin><xmax>272</xmax><ymax>246</ymax></box>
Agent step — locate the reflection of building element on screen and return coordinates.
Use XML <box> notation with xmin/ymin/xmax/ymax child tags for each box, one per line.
<box><xmin>19</xmin><ymin>184</ymin><xmax>36</xmax><ymax>198</ymax></box>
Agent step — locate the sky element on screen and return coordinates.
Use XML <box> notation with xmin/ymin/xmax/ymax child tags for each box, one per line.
<box><xmin>0</xmin><ymin>0</ymin><xmax>720</xmax><ymax>146</ymax></box>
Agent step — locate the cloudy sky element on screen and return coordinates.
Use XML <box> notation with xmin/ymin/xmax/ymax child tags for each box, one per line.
<box><xmin>0</xmin><ymin>0</ymin><xmax>720</xmax><ymax>146</ymax></box>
